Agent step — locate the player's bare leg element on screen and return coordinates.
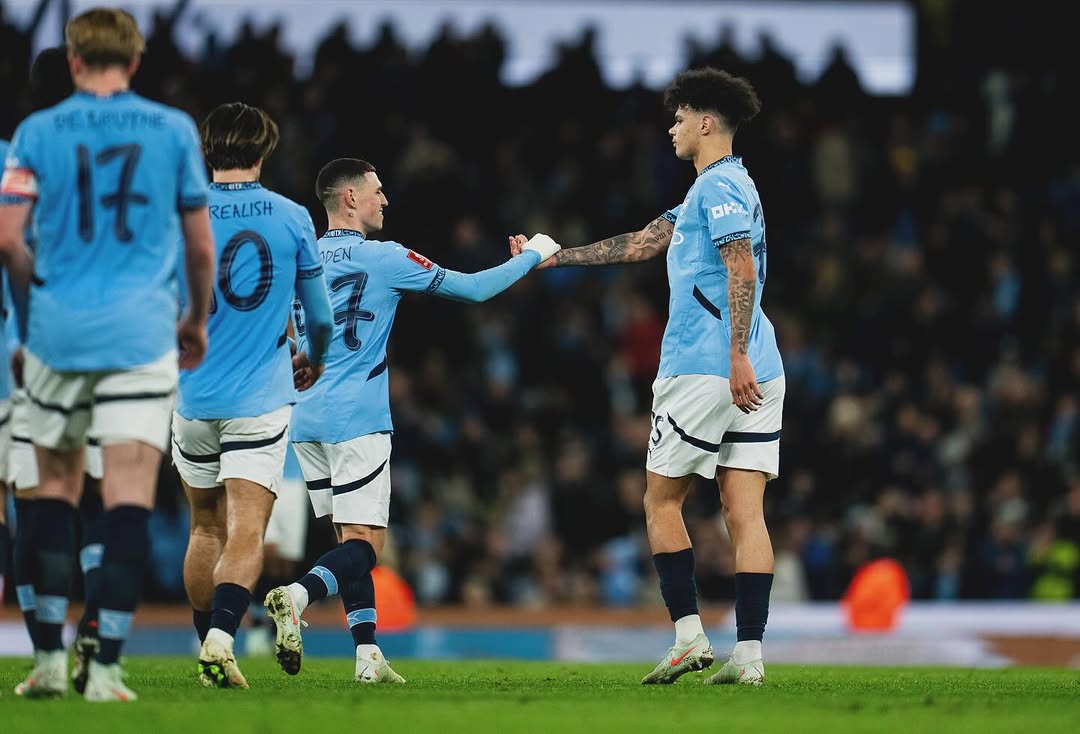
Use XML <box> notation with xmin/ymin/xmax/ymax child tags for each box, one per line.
<box><xmin>705</xmin><ymin>468</ymin><xmax>771</xmax><ymax>686</ymax></box>
<box><xmin>196</xmin><ymin>478</ymin><xmax>274</xmax><ymax>689</ymax></box>
<box><xmin>641</xmin><ymin>471</ymin><xmax>714</xmax><ymax>684</ymax></box>
<box><xmin>183</xmin><ymin>481</ymin><xmax>224</xmax><ymax>683</ymax></box>
<box><xmin>83</xmin><ymin>441</ymin><xmax>160</xmax><ymax>702</ymax></box>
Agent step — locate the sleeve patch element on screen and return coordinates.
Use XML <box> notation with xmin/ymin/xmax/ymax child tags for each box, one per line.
<box><xmin>0</xmin><ymin>167</ymin><xmax>38</xmax><ymax>199</ymax></box>
<box><xmin>298</xmin><ymin>265</ymin><xmax>324</xmax><ymax>280</ymax></box>
<box><xmin>407</xmin><ymin>249</ymin><xmax>434</xmax><ymax>270</ymax></box>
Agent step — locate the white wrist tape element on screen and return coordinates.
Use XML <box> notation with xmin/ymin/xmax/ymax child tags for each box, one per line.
<box><xmin>523</xmin><ymin>233</ymin><xmax>561</xmax><ymax>261</ymax></box>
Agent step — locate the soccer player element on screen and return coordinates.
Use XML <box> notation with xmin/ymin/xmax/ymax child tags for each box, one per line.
<box><xmin>172</xmin><ymin>102</ymin><xmax>332</xmax><ymax>689</ymax></box>
<box><xmin>264</xmin><ymin>158</ymin><xmax>558</xmax><ymax>684</ymax></box>
<box><xmin>5</xmin><ymin>43</ymin><xmax>110</xmax><ymax>699</ymax></box>
<box><xmin>0</xmin><ymin>8</ymin><xmax>215</xmax><ymax>701</ymax></box>
<box><xmin>519</xmin><ymin>68</ymin><xmax>783</xmax><ymax>686</ymax></box>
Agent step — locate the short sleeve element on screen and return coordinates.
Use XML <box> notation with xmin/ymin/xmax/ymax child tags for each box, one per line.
<box><xmin>701</xmin><ymin>177</ymin><xmax>752</xmax><ymax>247</ymax></box>
<box><xmin>175</xmin><ymin>114</ymin><xmax>209</xmax><ymax>211</ymax></box>
<box><xmin>294</xmin><ymin>207</ymin><xmax>323</xmax><ymax>280</ymax></box>
<box><xmin>0</xmin><ymin>122</ymin><xmax>42</xmax><ymax>204</ymax></box>
<box><xmin>660</xmin><ymin>203</ymin><xmax>682</xmax><ymax>224</ymax></box>
<box><xmin>386</xmin><ymin>243</ymin><xmax>446</xmax><ymax>294</ymax></box>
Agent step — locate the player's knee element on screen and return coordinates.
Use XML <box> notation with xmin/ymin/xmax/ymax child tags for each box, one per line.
<box><xmin>722</xmin><ymin>502</ymin><xmax>763</xmax><ymax>534</ymax></box>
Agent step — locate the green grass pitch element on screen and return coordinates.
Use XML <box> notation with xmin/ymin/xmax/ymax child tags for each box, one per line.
<box><xmin>1</xmin><ymin>657</ymin><xmax>1077</xmax><ymax>733</ymax></box>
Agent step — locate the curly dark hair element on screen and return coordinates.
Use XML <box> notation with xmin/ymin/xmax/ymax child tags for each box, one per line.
<box><xmin>663</xmin><ymin>67</ymin><xmax>762</xmax><ymax>131</ymax></box>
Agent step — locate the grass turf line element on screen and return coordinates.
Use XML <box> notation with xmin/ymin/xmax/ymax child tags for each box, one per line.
<box><xmin>1</xmin><ymin>657</ymin><xmax>1077</xmax><ymax>734</ymax></box>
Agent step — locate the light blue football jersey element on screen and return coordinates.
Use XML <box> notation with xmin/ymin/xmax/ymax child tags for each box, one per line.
<box><xmin>176</xmin><ymin>182</ymin><xmax>323</xmax><ymax>420</ymax></box>
<box><xmin>0</xmin><ymin>90</ymin><xmax>209</xmax><ymax>371</ymax></box>
<box><xmin>658</xmin><ymin>155</ymin><xmax>783</xmax><ymax>382</ymax></box>
<box><xmin>291</xmin><ymin>230</ymin><xmax>450</xmax><ymax>443</ymax></box>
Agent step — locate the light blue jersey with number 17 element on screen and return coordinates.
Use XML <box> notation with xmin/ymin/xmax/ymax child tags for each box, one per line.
<box><xmin>176</xmin><ymin>182</ymin><xmax>324</xmax><ymax>420</ymax></box>
<box><xmin>0</xmin><ymin>90</ymin><xmax>209</xmax><ymax>371</ymax></box>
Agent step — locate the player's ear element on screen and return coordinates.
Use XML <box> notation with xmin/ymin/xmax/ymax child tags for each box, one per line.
<box><xmin>127</xmin><ymin>55</ymin><xmax>141</xmax><ymax>79</ymax></box>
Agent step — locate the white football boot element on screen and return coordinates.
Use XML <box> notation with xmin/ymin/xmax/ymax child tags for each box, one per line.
<box><xmin>704</xmin><ymin>650</ymin><xmax>766</xmax><ymax>686</ymax></box>
<box><xmin>641</xmin><ymin>633</ymin><xmax>715</xmax><ymax>684</ymax></box>
<box><xmin>21</xmin><ymin>649</ymin><xmax>67</xmax><ymax>698</ymax></box>
<box><xmin>264</xmin><ymin>587</ymin><xmax>306</xmax><ymax>675</ymax></box>
<box><xmin>198</xmin><ymin>629</ymin><xmax>249</xmax><ymax>689</ymax></box>
<box><xmin>13</xmin><ymin>650</ymin><xmax>43</xmax><ymax>696</ymax></box>
<box><xmin>355</xmin><ymin>646</ymin><xmax>406</xmax><ymax>684</ymax></box>
<box><xmin>83</xmin><ymin>660</ymin><xmax>138</xmax><ymax>702</ymax></box>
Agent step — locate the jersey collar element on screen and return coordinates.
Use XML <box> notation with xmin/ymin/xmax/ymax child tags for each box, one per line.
<box><xmin>323</xmin><ymin>228</ymin><xmax>366</xmax><ymax>240</ymax></box>
<box><xmin>699</xmin><ymin>155</ymin><xmax>741</xmax><ymax>176</ymax></box>
<box><xmin>209</xmin><ymin>182</ymin><xmax>263</xmax><ymax>191</ymax></box>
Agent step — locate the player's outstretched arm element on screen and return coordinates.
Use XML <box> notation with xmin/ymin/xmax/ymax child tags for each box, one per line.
<box><xmin>428</xmin><ymin>234</ymin><xmax>556</xmax><ymax>303</ymax></box>
<box><xmin>529</xmin><ymin>216</ymin><xmax>674</xmax><ymax>268</ymax></box>
<box><xmin>178</xmin><ymin>207</ymin><xmax>216</xmax><ymax>369</ymax></box>
<box><xmin>719</xmin><ymin>237</ymin><xmax>764</xmax><ymax>414</ymax></box>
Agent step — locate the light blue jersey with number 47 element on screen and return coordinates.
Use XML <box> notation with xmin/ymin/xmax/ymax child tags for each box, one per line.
<box><xmin>0</xmin><ymin>90</ymin><xmax>209</xmax><ymax>371</ymax></box>
<box><xmin>658</xmin><ymin>155</ymin><xmax>783</xmax><ymax>382</ymax></box>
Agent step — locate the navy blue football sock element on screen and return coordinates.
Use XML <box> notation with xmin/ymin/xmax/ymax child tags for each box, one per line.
<box><xmin>341</xmin><ymin>568</ymin><xmax>377</xmax><ymax>647</ymax></box>
<box><xmin>13</xmin><ymin>498</ymin><xmax>38</xmax><ymax>649</ymax></box>
<box><xmin>96</xmin><ymin>506</ymin><xmax>150</xmax><ymax>665</ymax></box>
<box><xmin>32</xmin><ymin>499</ymin><xmax>78</xmax><ymax>652</ymax></box>
<box><xmin>77</xmin><ymin>485</ymin><xmax>104</xmax><ymax>638</ymax></box>
<box><xmin>193</xmin><ymin>608</ymin><xmax>212</xmax><ymax>643</ymax></box>
<box><xmin>298</xmin><ymin>539</ymin><xmax>377</xmax><ymax>605</ymax></box>
<box><xmin>734</xmin><ymin>572</ymin><xmax>773</xmax><ymax>642</ymax></box>
<box><xmin>209</xmin><ymin>582</ymin><xmax>251</xmax><ymax>638</ymax></box>
<box><xmin>652</xmin><ymin>548</ymin><xmax>699</xmax><ymax>622</ymax></box>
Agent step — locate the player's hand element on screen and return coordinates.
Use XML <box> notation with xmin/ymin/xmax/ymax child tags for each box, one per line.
<box><xmin>177</xmin><ymin>316</ymin><xmax>208</xmax><ymax>370</ymax></box>
<box><xmin>11</xmin><ymin>347</ymin><xmax>24</xmax><ymax>389</ymax></box>
<box><xmin>522</xmin><ymin>233</ymin><xmax>561</xmax><ymax>267</ymax></box>
<box><xmin>729</xmin><ymin>353</ymin><xmax>763</xmax><ymax>414</ymax></box>
<box><xmin>293</xmin><ymin>351</ymin><xmax>324</xmax><ymax>391</ymax></box>
<box><xmin>508</xmin><ymin>234</ymin><xmax>527</xmax><ymax>257</ymax></box>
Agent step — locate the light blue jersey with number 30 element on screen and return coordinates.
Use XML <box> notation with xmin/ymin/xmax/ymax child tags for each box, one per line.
<box><xmin>0</xmin><ymin>90</ymin><xmax>209</xmax><ymax>371</ymax></box>
<box><xmin>176</xmin><ymin>182</ymin><xmax>324</xmax><ymax>420</ymax></box>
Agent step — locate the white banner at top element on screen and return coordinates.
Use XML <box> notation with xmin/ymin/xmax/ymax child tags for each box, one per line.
<box><xmin>3</xmin><ymin>0</ymin><xmax>914</xmax><ymax>94</ymax></box>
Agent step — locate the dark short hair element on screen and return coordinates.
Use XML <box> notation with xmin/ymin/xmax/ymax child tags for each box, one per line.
<box><xmin>30</xmin><ymin>46</ymin><xmax>74</xmax><ymax>111</ymax></box>
<box><xmin>664</xmin><ymin>67</ymin><xmax>762</xmax><ymax>132</ymax></box>
<box><xmin>315</xmin><ymin>158</ymin><xmax>377</xmax><ymax>208</ymax></box>
<box><xmin>201</xmin><ymin>102</ymin><xmax>280</xmax><ymax>170</ymax></box>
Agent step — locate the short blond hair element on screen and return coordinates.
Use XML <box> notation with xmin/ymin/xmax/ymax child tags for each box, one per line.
<box><xmin>65</xmin><ymin>7</ymin><xmax>145</xmax><ymax>69</ymax></box>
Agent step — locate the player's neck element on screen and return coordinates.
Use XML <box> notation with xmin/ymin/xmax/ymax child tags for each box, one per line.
<box><xmin>75</xmin><ymin>69</ymin><xmax>130</xmax><ymax>98</ymax></box>
<box><xmin>694</xmin><ymin>142</ymin><xmax>733</xmax><ymax>174</ymax></box>
<box><xmin>213</xmin><ymin>167</ymin><xmax>262</xmax><ymax>184</ymax></box>
<box><xmin>327</xmin><ymin>216</ymin><xmax>366</xmax><ymax>237</ymax></box>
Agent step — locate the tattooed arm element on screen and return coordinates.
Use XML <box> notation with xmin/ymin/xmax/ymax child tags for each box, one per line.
<box><xmin>719</xmin><ymin>237</ymin><xmax>764</xmax><ymax>413</ymax></box>
<box><xmin>549</xmin><ymin>216</ymin><xmax>674</xmax><ymax>267</ymax></box>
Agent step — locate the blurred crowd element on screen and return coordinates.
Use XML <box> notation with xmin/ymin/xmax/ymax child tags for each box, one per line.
<box><xmin>1</xmin><ymin>1</ymin><xmax>1077</xmax><ymax>607</ymax></box>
